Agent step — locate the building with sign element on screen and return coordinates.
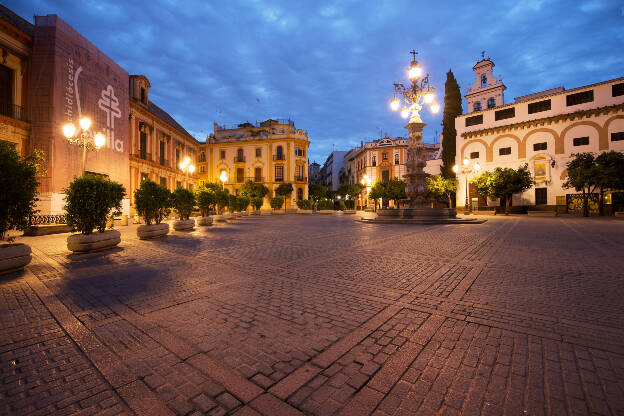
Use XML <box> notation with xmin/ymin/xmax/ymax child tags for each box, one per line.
<box><xmin>455</xmin><ymin>57</ymin><xmax>624</xmax><ymax>212</ymax></box>
<box><xmin>198</xmin><ymin>119</ymin><xmax>310</xmax><ymax>210</ymax></box>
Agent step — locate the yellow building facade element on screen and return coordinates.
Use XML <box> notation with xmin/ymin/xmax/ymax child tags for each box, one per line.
<box><xmin>199</xmin><ymin>119</ymin><xmax>309</xmax><ymax>210</ymax></box>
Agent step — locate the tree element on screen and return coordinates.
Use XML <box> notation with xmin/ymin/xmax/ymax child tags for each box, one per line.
<box><xmin>251</xmin><ymin>197</ymin><xmax>263</xmax><ymax>211</ymax></box>
<box><xmin>195</xmin><ymin>186</ymin><xmax>216</xmax><ymax>217</ymax></box>
<box><xmin>172</xmin><ymin>187</ymin><xmax>195</xmax><ymax>220</ymax></box>
<box><xmin>385</xmin><ymin>178</ymin><xmax>407</xmax><ymax>207</ymax></box>
<box><xmin>595</xmin><ymin>151</ymin><xmax>624</xmax><ymax>216</ymax></box>
<box><xmin>426</xmin><ymin>175</ymin><xmax>457</xmax><ymax>207</ymax></box>
<box><xmin>564</xmin><ymin>153</ymin><xmax>600</xmax><ymax>217</ymax></box>
<box><xmin>368</xmin><ymin>181</ymin><xmax>386</xmax><ymax>210</ymax></box>
<box><xmin>441</xmin><ymin>70</ymin><xmax>463</xmax><ymax>178</ymax></box>
<box><xmin>239</xmin><ymin>180</ymin><xmax>269</xmax><ymax>199</ymax></box>
<box><xmin>134</xmin><ymin>180</ymin><xmax>172</xmax><ymax>225</ymax></box>
<box><xmin>275</xmin><ymin>183</ymin><xmax>293</xmax><ymax>212</ymax></box>
<box><xmin>475</xmin><ymin>165</ymin><xmax>532</xmax><ymax>215</ymax></box>
<box><xmin>64</xmin><ymin>176</ymin><xmax>125</xmax><ymax>234</ymax></box>
<box><xmin>0</xmin><ymin>142</ymin><xmax>44</xmax><ymax>241</ymax></box>
<box><xmin>308</xmin><ymin>184</ymin><xmax>326</xmax><ymax>210</ymax></box>
<box><xmin>270</xmin><ymin>196</ymin><xmax>284</xmax><ymax>210</ymax></box>
<box><xmin>214</xmin><ymin>188</ymin><xmax>229</xmax><ymax>214</ymax></box>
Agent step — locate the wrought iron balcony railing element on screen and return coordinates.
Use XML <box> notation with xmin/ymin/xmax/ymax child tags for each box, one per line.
<box><xmin>294</xmin><ymin>176</ymin><xmax>307</xmax><ymax>182</ymax></box>
<box><xmin>0</xmin><ymin>101</ymin><xmax>27</xmax><ymax>122</ymax></box>
<box><xmin>273</xmin><ymin>154</ymin><xmax>286</xmax><ymax>161</ymax></box>
<box><xmin>132</xmin><ymin>151</ymin><xmax>153</xmax><ymax>162</ymax></box>
<box><xmin>234</xmin><ymin>156</ymin><xmax>246</xmax><ymax>163</ymax></box>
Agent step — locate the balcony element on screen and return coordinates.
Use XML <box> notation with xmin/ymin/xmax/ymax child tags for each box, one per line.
<box><xmin>273</xmin><ymin>154</ymin><xmax>286</xmax><ymax>161</ymax></box>
<box><xmin>275</xmin><ymin>176</ymin><xmax>284</xmax><ymax>182</ymax></box>
<box><xmin>132</xmin><ymin>151</ymin><xmax>153</xmax><ymax>162</ymax></box>
<box><xmin>159</xmin><ymin>157</ymin><xmax>168</xmax><ymax>167</ymax></box>
<box><xmin>294</xmin><ymin>176</ymin><xmax>307</xmax><ymax>182</ymax></box>
<box><xmin>234</xmin><ymin>156</ymin><xmax>246</xmax><ymax>163</ymax></box>
<box><xmin>245</xmin><ymin>176</ymin><xmax>265</xmax><ymax>183</ymax></box>
<box><xmin>0</xmin><ymin>102</ymin><xmax>27</xmax><ymax>122</ymax></box>
<box><xmin>235</xmin><ymin>176</ymin><xmax>245</xmax><ymax>183</ymax></box>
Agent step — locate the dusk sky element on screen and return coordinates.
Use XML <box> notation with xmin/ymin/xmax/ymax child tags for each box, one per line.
<box><xmin>7</xmin><ymin>0</ymin><xmax>624</xmax><ymax>164</ymax></box>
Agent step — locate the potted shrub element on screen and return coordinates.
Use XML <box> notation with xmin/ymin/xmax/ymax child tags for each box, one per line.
<box><xmin>227</xmin><ymin>194</ymin><xmax>239</xmax><ymax>217</ymax></box>
<box><xmin>343</xmin><ymin>199</ymin><xmax>356</xmax><ymax>214</ymax></box>
<box><xmin>134</xmin><ymin>180</ymin><xmax>172</xmax><ymax>239</ymax></box>
<box><xmin>0</xmin><ymin>143</ymin><xmax>43</xmax><ymax>273</ymax></box>
<box><xmin>296</xmin><ymin>199</ymin><xmax>312</xmax><ymax>214</ymax></box>
<box><xmin>271</xmin><ymin>196</ymin><xmax>285</xmax><ymax>214</ymax></box>
<box><xmin>65</xmin><ymin>176</ymin><xmax>125</xmax><ymax>253</ymax></box>
<box><xmin>318</xmin><ymin>199</ymin><xmax>335</xmax><ymax>214</ymax></box>
<box><xmin>196</xmin><ymin>187</ymin><xmax>215</xmax><ymax>226</ymax></box>
<box><xmin>250</xmin><ymin>197</ymin><xmax>263</xmax><ymax>214</ymax></box>
<box><xmin>237</xmin><ymin>196</ymin><xmax>250</xmax><ymax>215</ymax></box>
<box><xmin>275</xmin><ymin>183</ymin><xmax>293</xmax><ymax>213</ymax></box>
<box><xmin>172</xmin><ymin>187</ymin><xmax>196</xmax><ymax>231</ymax></box>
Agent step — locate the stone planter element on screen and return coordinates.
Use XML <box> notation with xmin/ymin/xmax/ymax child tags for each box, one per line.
<box><xmin>174</xmin><ymin>219</ymin><xmax>195</xmax><ymax>231</ymax></box>
<box><xmin>137</xmin><ymin>223</ymin><xmax>169</xmax><ymax>240</ymax></box>
<box><xmin>241</xmin><ymin>211</ymin><xmax>249</xmax><ymax>216</ymax></box>
<box><xmin>297</xmin><ymin>209</ymin><xmax>312</xmax><ymax>215</ymax></box>
<box><xmin>234</xmin><ymin>212</ymin><xmax>242</xmax><ymax>217</ymax></box>
<box><xmin>250</xmin><ymin>210</ymin><xmax>261</xmax><ymax>215</ymax></box>
<box><xmin>0</xmin><ymin>243</ymin><xmax>32</xmax><ymax>274</ymax></box>
<box><xmin>67</xmin><ymin>230</ymin><xmax>121</xmax><ymax>253</ymax></box>
<box><xmin>197</xmin><ymin>217</ymin><xmax>213</xmax><ymax>226</ymax></box>
<box><xmin>342</xmin><ymin>210</ymin><xmax>356</xmax><ymax>214</ymax></box>
<box><xmin>213</xmin><ymin>215</ymin><xmax>226</xmax><ymax>222</ymax></box>
<box><xmin>615</xmin><ymin>212</ymin><xmax>624</xmax><ymax>218</ymax></box>
<box><xmin>272</xmin><ymin>210</ymin><xmax>285</xmax><ymax>215</ymax></box>
<box><xmin>319</xmin><ymin>210</ymin><xmax>335</xmax><ymax>214</ymax></box>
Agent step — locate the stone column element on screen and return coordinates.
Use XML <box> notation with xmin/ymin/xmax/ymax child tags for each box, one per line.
<box><xmin>403</xmin><ymin>122</ymin><xmax>429</xmax><ymax>208</ymax></box>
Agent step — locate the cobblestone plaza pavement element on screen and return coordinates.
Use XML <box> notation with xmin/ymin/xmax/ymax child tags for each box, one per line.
<box><xmin>2</xmin><ymin>214</ymin><xmax>624</xmax><ymax>415</ymax></box>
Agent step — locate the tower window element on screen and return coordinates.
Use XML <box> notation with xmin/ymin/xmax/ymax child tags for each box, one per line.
<box><xmin>465</xmin><ymin>114</ymin><xmax>483</xmax><ymax>127</ymax></box>
<box><xmin>487</xmin><ymin>98</ymin><xmax>496</xmax><ymax>109</ymax></box>
<box><xmin>494</xmin><ymin>107</ymin><xmax>515</xmax><ymax>121</ymax></box>
<box><xmin>573</xmin><ymin>137</ymin><xmax>589</xmax><ymax>146</ymax></box>
<box><xmin>613</xmin><ymin>83</ymin><xmax>624</xmax><ymax>97</ymax></box>
<box><xmin>481</xmin><ymin>74</ymin><xmax>487</xmax><ymax>87</ymax></box>
<box><xmin>140</xmin><ymin>87</ymin><xmax>146</xmax><ymax>104</ymax></box>
<box><xmin>528</xmin><ymin>99</ymin><xmax>551</xmax><ymax>114</ymax></box>
<box><xmin>533</xmin><ymin>142</ymin><xmax>547</xmax><ymax>151</ymax></box>
<box><xmin>470</xmin><ymin>152</ymin><xmax>479</xmax><ymax>159</ymax></box>
<box><xmin>499</xmin><ymin>147</ymin><xmax>511</xmax><ymax>156</ymax></box>
<box><xmin>473</xmin><ymin>102</ymin><xmax>482</xmax><ymax>112</ymax></box>
<box><xmin>611</xmin><ymin>132</ymin><xmax>624</xmax><ymax>142</ymax></box>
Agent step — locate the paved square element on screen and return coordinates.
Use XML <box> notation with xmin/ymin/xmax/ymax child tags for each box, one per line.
<box><xmin>1</xmin><ymin>215</ymin><xmax>624</xmax><ymax>415</ymax></box>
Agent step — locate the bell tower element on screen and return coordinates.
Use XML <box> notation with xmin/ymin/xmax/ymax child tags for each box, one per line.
<box><xmin>465</xmin><ymin>52</ymin><xmax>506</xmax><ymax>113</ymax></box>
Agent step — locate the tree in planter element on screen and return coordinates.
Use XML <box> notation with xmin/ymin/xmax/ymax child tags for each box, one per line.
<box><xmin>368</xmin><ymin>181</ymin><xmax>386</xmax><ymax>211</ymax></box>
<box><xmin>196</xmin><ymin>187</ymin><xmax>216</xmax><ymax>217</ymax></box>
<box><xmin>214</xmin><ymin>188</ymin><xmax>229</xmax><ymax>214</ymax></box>
<box><xmin>317</xmin><ymin>199</ymin><xmax>334</xmax><ymax>210</ymax></box>
<box><xmin>251</xmin><ymin>197</ymin><xmax>264</xmax><ymax>211</ymax></box>
<box><xmin>134</xmin><ymin>180</ymin><xmax>172</xmax><ymax>225</ymax></box>
<box><xmin>473</xmin><ymin>165</ymin><xmax>533</xmax><ymax>215</ymax></box>
<box><xmin>270</xmin><ymin>196</ymin><xmax>284</xmax><ymax>210</ymax></box>
<box><xmin>239</xmin><ymin>180</ymin><xmax>269</xmax><ymax>199</ymax></box>
<box><xmin>385</xmin><ymin>178</ymin><xmax>407</xmax><ymax>207</ymax></box>
<box><xmin>563</xmin><ymin>153</ymin><xmax>600</xmax><ymax>217</ymax></box>
<box><xmin>296</xmin><ymin>199</ymin><xmax>312</xmax><ymax>210</ymax></box>
<box><xmin>308</xmin><ymin>183</ymin><xmax>326</xmax><ymax>210</ymax></box>
<box><xmin>227</xmin><ymin>194</ymin><xmax>238</xmax><ymax>212</ymax></box>
<box><xmin>426</xmin><ymin>175</ymin><xmax>457</xmax><ymax>207</ymax></box>
<box><xmin>237</xmin><ymin>196</ymin><xmax>250</xmax><ymax>212</ymax></box>
<box><xmin>64</xmin><ymin>176</ymin><xmax>125</xmax><ymax>234</ymax></box>
<box><xmin>172</xmin><ymin>188</ymin><xmax>195</xmax><ymax>220</ymax></box>
<box><xmin>0</xmin><ymin>142</ymin><xmax>44</xmax><ymax>241</ymax></box>
<box><xmin>344</xmin><ymin>199</ymin><xmax>355</xmax><ymax>209</ymax></box>
<box><xmin>275</xmin><ymin>183</ymin><xmax>294</xmax><ymax>212</ymax></box>
<box><xmin>595</xmin><ymin>151</ymin><xmax>624</xmax><ymax>216</ymax></box>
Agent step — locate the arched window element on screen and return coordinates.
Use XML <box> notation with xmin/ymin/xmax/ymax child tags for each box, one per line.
<box><xmin>297</xmin><ymin>188</ymin><xmax>303</xmax><ymax>200</ymax></box>
<box><xmin>481</xmin><ymin>74</ymin><xmax>487</xmax><ymax>87</ymax></box>
<box><xmin>487</xmin><ymin>98</ymin><xmax>496</xmax><ymax>109</ymax></box>
<box><xmin>473</xmin><ymin>102</ymin><xmax>482</xmax><ymax>112</ymax></box>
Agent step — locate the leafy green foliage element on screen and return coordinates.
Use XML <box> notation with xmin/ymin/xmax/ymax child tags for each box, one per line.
<box><xmin>270</xmin><ymin>196</ymin><xmax>284</xmax><ymax>210</ymax></box>
<box><xmin>251</xmin><ymin>197</ymin><xmax>264</xmax><ymax>210</ymax></box>
<box><xmin>172</xmin><ymin>187</ymin><xmax>195</xmax><ymax>220</ymax></box>
<box><xmin>65</xmin><ymin>176</ymin><xmax>125</xmax><ymax>234</ymax></box>
<box><xmin>317</xmin><ymin>199</ymin><xmax>334</xmax><ymax>210</ymax></box>
<box><xmin>308</xmin><ymin>184</ymin><xmax>326</xmax><ymax>203</ymax></box>
<box><xmin>426</xmin><ymin>175</ymin><xmax>457</xmax><ymax>207</ymax></box>
<box><xmin>237</xmin><ymin>196</ymin><xmax>250</xmax><ymax>211</ymax></box>
<box><xmin>239</xmin><ymin>180</ymin><xmax>269</xmax><ymax>199</ymax></box>
<box><xmin>0</xmin><ymin>142</ymin><xmax>43</xmax><ymax>240</ymax></box>
<box><xmin>344</xmin><ymin>199</ymin><xmax>355</xmax><ymax>209</ymax></box>
<box><xmin>337</xmin><ymin>184</ymin><xmax>364</xmax><ymax>200</ymax></box>
<box><xmin>441</xmin><ymin>70</ymin><xmax>462</xmax><ymax>178</ymax></box>
<box><xmin>214</xmin><ymin>188</ymin><xmax>229</xmax><ymax>213</ymax></box>
<box><xmin>368</xmin><ymin>181</ymin><xmax>386</xmax><ymax>207</ymax></box>
<box><xmin>275</xmin><ymin>183</ymin><xmax>293</xmax><ymax>212</ymax></box>
<box><xmin>227</xmin><ymin>194</ymin><xmax>237</xmax><ymax>212</ymax></box>
<box><xmin>472</xmin><ymin>164</ymin><xmax>533</xmax><ymax>214</ymax></box>
<box><xmin>195</xmin><ymin>186</ymin><xmax>216</xmax><ymax>216</ymax></box>
<box><xmin>134</xmin><ymin>180</ymin><xmax>172</xmax><ymax>225</ymax></box>
<box><xmin>385</xmin><ymin>178</ymin><xmax>407</xmax><ymax>205</ymax></box>
<box><xmin>296</xmin><ymin>199</ymin><xmax>312</xmax><ymax>209</ymax></box>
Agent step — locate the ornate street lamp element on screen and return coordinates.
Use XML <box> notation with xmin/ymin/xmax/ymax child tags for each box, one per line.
<box><xmin>453</xmin><ymin>159</ymin><xmax>481</xmax><ymax>214</ymax></box>
<box><xmin>389</xmin><ymin>50</ymin><xmax>440</xmax><ymax>208</ymax></box>
<box><xmin>219</xmin><ymin>170</ymin><xmax>228</xmax><ymax>189</ymax></box>
<box><xmin>360</xmin><ymin>175</ymin><xmax>369</xmax><ymax>210</ymax></box>
<box><xmin>63</xmin><ymin>117</ymin><xmax>106</xmax><ymax>176</ymax></box>
<box><xmin>178</xmin><ymin>156</ymin><xmax>196</xmax><ymax>189</ymax></box>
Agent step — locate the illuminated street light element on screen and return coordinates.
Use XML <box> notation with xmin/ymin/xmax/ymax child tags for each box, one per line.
<box><xmin>453</xmin><ymin>159</ymin><xmax>482</xmax><ymax>215</ymax></box>
<box><xmin>62</xmin><ymin>117</ymin><xmax>105</xmax><ymax>176</ymax></box>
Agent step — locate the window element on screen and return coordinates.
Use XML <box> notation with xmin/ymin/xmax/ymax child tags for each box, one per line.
<box><xmin>175</xmin><ymin>148</ymin><xmax>180</xmax><ymax>167</ymax></box>
<box><xmin>611</xmin><ymin>132</ymin><xmax>624</xmax><ymax>142</ymax></box>
<box><xmin>140</xmin><ymin>87</ymin><xmax>146</xmax><ymax>104</ymax></box>
<box><xmin>200</xmin><ymin>165</ymin><xmax>206</xmax><ymax>173</ymax></box>
<box><xmin>159</xmin><ymin>141</ymin><xmax>165</xmax><ymax>165</ymax></box>
<box><xmin>613</xmin><ymin>83</ymin><xmax>624</xmax><ymax>97</ymax></box>
<box><xmin>473</xmin><ymin>102</ymin><xmax>482</xmax><ymax>112</ymax></box>
<box><xmin>494</xmin><ymin>107</ymin><xmax>515</xmax><ymax>121</ymax></box>
<box><xmin>176</xmin><ymin>181</ymin><xmax>182</xmax><ymax>189</ymax></box>
<box><xmin>187</xmin><ymin>184</ymin><xmax>193</xmax><ymax>191</ymax></box>
<box><xmin>139</xmin><ymin>130</ymin><xmax>147</xmax><ymax>159</ymax></box>
<box><xmin>256</xmin><ymin>148</ymin><xmax>261</xmax><ymax>157</ymax></box>
<box><xmin>0</xmin><ymin>65</ymin><xmax>14</xmax><ymax>108</ymax></box>
<box><xmin>573</xmin><ymin>137</ymin><xmax>589</xmax><ymax>146</ymax></box>
<box><xmin>566</xmin><ymin>90</ymin><xmax>593</xmax><ymax>106</ymax></box>
<box><xmin>236</xmin><ymin>168</ymin><xmax>244</xmax><ymax>183</ymax></box>
<box><xmin>481</xmin><ymin>74</ymin><xmax>487</xmax><ymax>87</ymax></box>
<box><xmin>533</xmin><ymin>142</ymin><xmax>547</xmax><ymax>151</ymax></box>
<box><xmin>528</xmin><ymin>99</ymin><xmax>551</xmax><ymax>114</ymax></box>
<box><xmin>220</xmin><ymin>150</ymin><xmax>226</xmax><ymax>159</ymax></box>
<box><xmin>372</xmin><ymin>156</ymin><xmax>377</xmax><ymax>167</ymax></box>
<box><xmin>296</xmin><ymin>165</ymin><xmax>304</xmax><ymax>181</ymax></box>
<box><xmin>254</xmin><ymin>167</ymin><xmax>262</xmax><ymax>182</ymax></box>
<box><xmin>487</xmin><ymin>98</ymin><xmax>496</xmax><ymax>109</ymax></box>
<box><xmin>394</xmin><ymin>153</ymin><xmax>399</xmax><ymax>165</ymax></box>
<box><xmin>499</xmin><ymin>147</ymin><xmax>511</xmax><ymax>156</ymax></box>
<box><xmin>160</xmin><ymin>177</ymin><xmax>167</xmax><ymax>187</ymax></box>
<box><xmin>276</xmin><ymin>145</ymin><xmax>284</xmax><ymax>160</ymax></box>
<box><xmin>198</xmin><ymin>152</ymin><xmax>206</xmax><ymax>162</ymax></box>
<box><xmin>236</xmin><ymin>148</ymin><xmax>244</xmax><ymax>162</ymax></box>
<box><xmin>466</xmin><ymin>114</ymin><xmax>483</xmax><ymax>126</ymax></box>
<box><xmin>381</xmin><ymin>170</ymin><xmax>390</xmax><ymax>182</ymax></box>
<box><xmin>470</xmin><ymin>152</ymin><xmax>479</xmax><ymax>159</ymax></box>
<box><xmin>297</xmin><ymin>188</ymin><xmax>303</xmax><ymax>200</ymax></box>
<box><xmin>275</xmin><ymin>165</ymin><xmax>284</xmax><ymax>181</ymax></box>
<box><xmin>382</xmin><ymin>152</ymin><xmax>388</xmax><ymax>161</ymax></box>
<box><xmin>535</xmin><ymin>188</ymin><xmax>547</xmax><ymax>205</ymax></box>
<box><xmin>140</xmin><ymin>172</ymin><xmax>149</xmax><ymax>182</ymax></box>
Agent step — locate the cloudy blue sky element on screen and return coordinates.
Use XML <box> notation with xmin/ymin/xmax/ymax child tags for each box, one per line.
<box><xmin>7</xmin><ymin>0</ymin><xmax>624</xmax><ymax>163</ymax></box>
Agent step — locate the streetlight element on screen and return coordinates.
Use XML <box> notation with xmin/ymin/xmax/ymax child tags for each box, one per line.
<box><xmin>219</xmin><ymin>170</ymin><xmax>228</xmax><ymax>189</ymax></box>
<box><xmin>388</xmin><ymin>50</ymin><xmax>441</xmax><ymax>209</ymax></box>
<box><xmin>63</xmin><ymin>116</ymin><xmax>106</xmax><ymax>176</ymax></box>
<box><xmin>453</xmin><ymin>159</ymin><xmax>481</xmax><ymax>214</ymax></box>
<box><xmin>360</xmin><ymin>175</ymin><xmax>369</xmax><ymax>210</ymax></box>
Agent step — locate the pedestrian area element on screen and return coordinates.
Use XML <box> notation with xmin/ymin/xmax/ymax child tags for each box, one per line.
<box><xmin>1</xmin><ymin>214</ymin><xmax>624</xmax><ymax>415</ymax></box>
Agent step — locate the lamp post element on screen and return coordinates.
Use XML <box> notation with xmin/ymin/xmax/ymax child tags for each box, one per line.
<box><xmin>179</xmin><ymin>156</ymin><xmax>196</xmax><ymax>189</ymax></box>
<box><xmin>389</xmin><ymin>50</ymin><xmax>440</xmax><ymax>208</ymax></box>
<box><xmin>453</xmin><ymin>159</ymin><xmax>481</xmax><ymax>214</ymax></box>
<box><xmin>360</xmin><ymin>175</ymin><xmax>369</xmax><ymax>210</ymax></box>
<box><xmin>63</xmin><ymin>117</ymin><xmax>106</xmax><ymax>176</ymax></box>
<box><xmin>219</xmin><ymin>170</ymin><xmax>228</xmax><ymax>190</ymax></box>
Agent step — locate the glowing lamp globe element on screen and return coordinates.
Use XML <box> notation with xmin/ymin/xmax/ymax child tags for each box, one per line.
<box><xmin>452</xmin><ymin>165</ymin><xmax>459</xmax><ymax>173</ymax></box>
<box><xmin>408</xmin><ymin>65</ymin><xmax>422</xmax><ymax>80</ymax></box>
<box><xmin>179</xmin><ymin>162</ymin><xmax>186</xmax><ymax>170</ymax></box>
<box><xmin>424</xmin><ymin>92</ymin><xmax>434</xmax><ymax>103</ymax></box>
<box><xmin>79</xmin><ymin>117</ymin><xmax>91</xmax><ymax>130</ymax></box>
<box><xmin>463</xmin><ymin>158</ymin><xmax>469</xmax><ymax>166</ymax></box>
<box><xmin>390</xmin><ymin>97</ymin><xmax>400</xmax><ymax>111</ymax></box>
<box><xmin>400</xmin><ymin>107</ymin><xmax>409</xmax><ymax>119</ymax></box>
<box><xmin>63</xmin><ymin>124</ymin><xmax>76</xmax><ymax>138</ymax></box>
<box><xmin>183</xmin><ymin>156</ymin><xmax>191</xmax><ymax>165</ymax></box>
<box><xmin>430</xmin><ymin>103</ymin><xmax>440</xmax><ymax>114</ymax></box>
<box><xmin>188</xmin><ymin>164</ymin><xmax>196</xmax><ymax>174</ymax></box>
<box><xmin>474</xmin><ymin>162</ymin><xmax>481</xmax><ymax>171</ymax></box>
<box><xmin>94</xmin><ymin>133</ymin><xmax>106</xmax><ymax>148</ymax></box>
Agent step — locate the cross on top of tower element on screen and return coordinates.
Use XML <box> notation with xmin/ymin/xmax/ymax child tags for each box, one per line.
<box><xmin>481</xmin><ymin>50</ymin><xmax>485</xmax><ymax>60</ymax></box>
<box><xmin>410</xmin><ymin>50</ymin><xmax>418</xmax><ymax>62</ymax></box>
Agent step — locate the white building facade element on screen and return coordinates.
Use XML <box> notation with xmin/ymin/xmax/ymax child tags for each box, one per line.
<box><xmin>455</xmin><ymin>60</ymin><xmax>624</xmax><ymax>212</ymax></box>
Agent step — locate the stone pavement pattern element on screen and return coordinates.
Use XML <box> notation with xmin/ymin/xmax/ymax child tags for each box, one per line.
<box><xmin>1</xmin><ymin>214</ymin><xmax>624</xmax><ymax>415</ymax></box>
